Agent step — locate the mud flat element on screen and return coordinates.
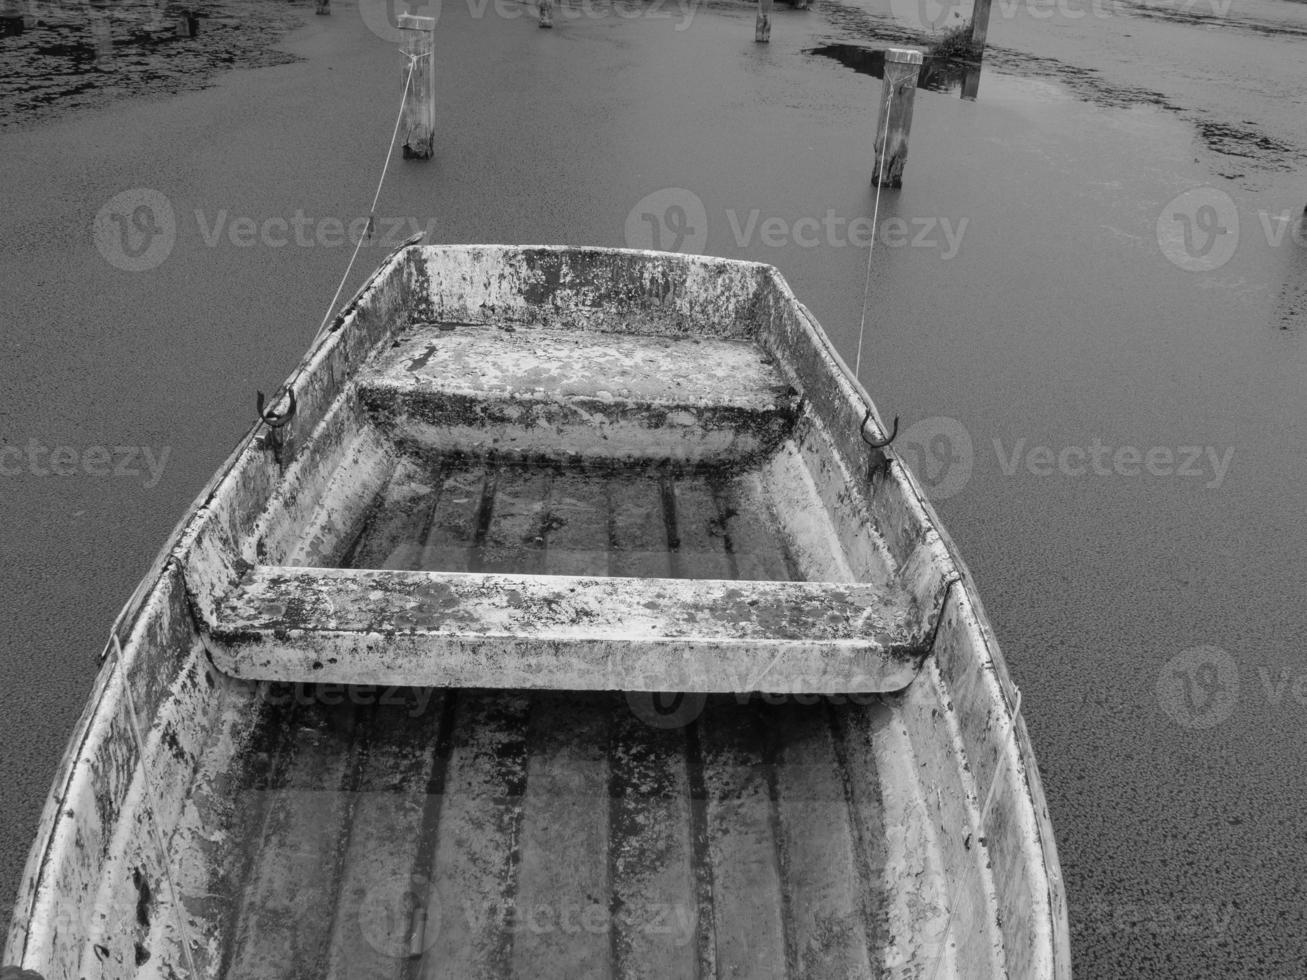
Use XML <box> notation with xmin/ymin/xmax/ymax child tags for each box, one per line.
<box><xmin>0</xmin><ymin>0</ymin><xmax>307</xmax><ymax>129</ymax></box>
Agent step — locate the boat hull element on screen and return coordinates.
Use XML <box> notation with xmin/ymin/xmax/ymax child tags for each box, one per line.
<box><xmin>5</xmin><ymin>246</ymin><xmax>1069</xmax><ymax>979</ymax></box>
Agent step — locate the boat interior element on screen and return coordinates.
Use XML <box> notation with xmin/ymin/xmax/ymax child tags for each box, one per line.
<box><xmin>7</xmin><ymin>247</ymin><xmax>1063</xmax><ymax>980</ymax></box>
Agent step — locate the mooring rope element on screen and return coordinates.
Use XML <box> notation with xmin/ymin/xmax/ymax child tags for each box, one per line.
<box><xmin>252</xmin><ymin>54</ymin><xmax>418</xmax><ymax>431</ymax></box>
<box><xmin>310</xmin><ymin>52</ymin><xmax>418</xmax><ymax>345</ymax></box>
<box><xmin>109</xmin><ymin>635</ymin><xmax>202</xmax><ymax>980</ymax></box>
<box><xmin>853</xmin><ymin>74</ymin><xmax>895</xmax><ymax>382</ymax></box>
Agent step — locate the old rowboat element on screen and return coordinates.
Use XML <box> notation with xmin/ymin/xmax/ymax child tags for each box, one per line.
<box><xmin>5</xmin><ymin>245</ymin><xmax>1069</xmax><ymax>979</ymax></box>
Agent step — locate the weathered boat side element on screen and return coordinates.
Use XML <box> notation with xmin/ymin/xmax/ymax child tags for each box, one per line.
<box><xmin>5</xmin><ymin>245</ymin><xmax>1069</xmax><ymax>979</ymax></box>
<box><xmin>754</xmin><ymin>268</ymin><xmax>1071</xmax><ymax>974</ymax></box>
<box><xmin>3</xmin><ymin>243</ymin><xmax>420</xmax><ymax>978</ymax></box>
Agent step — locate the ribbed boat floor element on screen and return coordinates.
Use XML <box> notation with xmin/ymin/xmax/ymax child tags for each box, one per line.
<box><xmin>338</xmin><ymin>455</ymin><xmax>799</xmax><ymax>581</ymax></box>
<box><xmin>188</xmin><ymin>423</ymin><xmax>901</xmax><ymax>975</ymax></box>
<box><xmin>197</xmin><ymin>688</ymin><xmax>896</xmax><ymax>980</ymax></box>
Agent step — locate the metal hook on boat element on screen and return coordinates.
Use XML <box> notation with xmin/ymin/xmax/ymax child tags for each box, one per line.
<box><xmin>257</xmin><ymin>389</ymin><xmax>297</xmax><ymax>468</ymax></box>
<box><xmin>256</xmin><ymin>389</ymin><xmax>297</xmax><ymax>429</ymax></box>
<box><xmin>859</xmin><ymin>409</ymin><xmax>899</xmax><ymax>449</ymax></box>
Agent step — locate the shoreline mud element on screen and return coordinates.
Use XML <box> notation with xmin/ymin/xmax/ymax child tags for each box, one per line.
<box><xmin>0</xmin><ymin>0</ymin><xmax>307</xmax><ymax>130</ymax></box>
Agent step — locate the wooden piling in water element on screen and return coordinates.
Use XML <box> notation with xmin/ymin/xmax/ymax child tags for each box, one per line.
<box><xmin>398</xmin><ymin>14</ymin><xmax>435</xmax><ymax>160</ymax></box>
<box><xmin>0</xmin><ymin>0</ymin><xmax>32</xmax><ymax>36</ymax></box>
<box><xmin>871</xmin><ymin>47</ymin><xmax>921</xmax><ymax>189</ymax></box>
<box><xmin>970</xmin><ymin>0</ymin><xmax>993</xmax><ymax>56</ymax></box>
<box><xmin>961</xmin><ymin>63</ymin><xmax>980</xmax><ymax>100</ymax></box>
<box><xmin>754</xmin><ymin>0</ymin><xmax>771</xmax><ymax>41</ymax></box>
<box><xmin>88</xmin><ymin>7</ymin><xmax>113</xmax><ymax>70</ymax></box>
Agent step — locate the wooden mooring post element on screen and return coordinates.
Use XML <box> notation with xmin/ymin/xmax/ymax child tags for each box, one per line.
<box><xmin>970</xmin><ymin>0</ymin><xmax>993</xmax><ymax>56</ymax></box>
<box><xmin>755</xmin><ymin>0</ymin><xmax>771</xmax><ymax>41</ymax></box>
<box><xmin>871</xmin><ymin>47</ymin><xmax>921</xmax><ymax>188</ymax></box>
<box><xmin>0</xmin><ymin>0</ymin><xmax>33</xmax><ymax>37</ymax></box>
<box><xmin>88</xmin><ymin>7</ymin><xmax>113</xmax><ymax>70</ymax></box>
<box><xmin>398</xmin><ymin>14</ymin><xmax>435</xmax><ymax>160</ymax></box>
<box><xmin>961</xmin><ymin>62</ymin><xmax>980</xmax><ymax>100</ymax></box>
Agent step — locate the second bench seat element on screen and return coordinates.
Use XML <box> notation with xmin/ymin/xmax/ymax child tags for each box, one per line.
<box><xmin>204</xmin><ymin>566</ymin><xmax>930</xmax><ymax>693</ymax></box>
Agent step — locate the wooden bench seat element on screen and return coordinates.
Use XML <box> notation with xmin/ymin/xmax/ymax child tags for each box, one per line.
<box><xmin>355</xmin><ymin>324</ymin><xmax>800</xmax><ymax>462</ymax></box>
<box><xmin>204</xmin><ymin>566</ymin><xmax>930</xmax><ymax>693</ymax></box>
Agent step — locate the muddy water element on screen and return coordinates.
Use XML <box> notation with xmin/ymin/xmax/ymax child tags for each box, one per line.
<box><xmin>806</xmin><ymin>42</ymin><xmax>982</xmax><ymax>98</ymax></box>
<box><xmin>827</xmin><ymin>0</ymin><xmax>1307</xmax><ymax>178</ymax></box>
